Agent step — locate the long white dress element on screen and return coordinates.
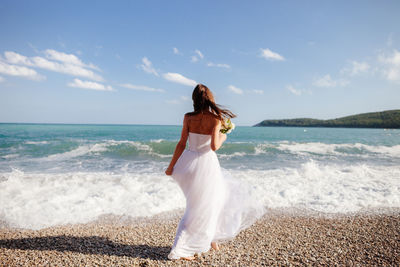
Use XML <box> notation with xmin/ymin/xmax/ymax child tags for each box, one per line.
<box><xmin>168</xmin><ymin>132</ymin><xmax>265</xmax><ymax>259</ymax></box>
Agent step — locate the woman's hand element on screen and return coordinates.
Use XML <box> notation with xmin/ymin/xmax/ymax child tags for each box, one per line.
<box><xmin>165</xmin><ymin>166</ymin><xmax>173</xmax><ymax>176</ymax></box>
<box><xmin>219</xmin><ymin>131</ymin><xmax>227</xmax><ymax>141</ymax></box>
<box><xmin>211</xmin><ymin>121</ymin><xmax>227</xmax><ymax>151</ymax></box>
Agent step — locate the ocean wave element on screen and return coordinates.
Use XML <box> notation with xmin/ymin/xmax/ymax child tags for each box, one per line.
<box><xmin>217</xmin><ymin>142</ymin><xmax>400</xmax><ymax>158</ymax></box>
<box><xmin>45</xmin><ymin>143</ymin><xmax>109</xmax><ymax>160</ymax></box>
<box><xmin>276</xmin><ymin>142</ymin><xmax>400</xmax><ymax>157</ymax></box>
<box><xmin>24</xmin><ymin>141</ymin><xmax>49</xmax><ymax>145</ymax></box>
<box><xmin>4</xmin><ymin>139</ymin><xmax>400</xmax><ymax>162</ymax></box>
<box><xmin>0</xmin><ymin>154</ymin><xmax>19</xmax><ymax>159</ymax></box>
<box><xmin>218</xmin><ymin>152</ymin><xmax>248</xmax><ymax>159</ymax></box>
<box><xmin>150</xmin><ymin>139</ymin><xmax>165</xmax><ymax>143</ymax></box>
<box><xmin>42</xmin><ymin>140</ymin><xmax>172</xmax><ymax>161</ymax></box>
<box><xmin>237</xmin><ymin>160</ymin><xmax>400</xmax><ymax>213</ymax></box>
<box><xmin>0</xmin><ymin>168</ymin><xmax>184</xmax><ymax>229</ymax></box>
<box><xmin>1</xmin><ymin>161</ymin><xmax>399</xmax><ymax>229</ymax></box>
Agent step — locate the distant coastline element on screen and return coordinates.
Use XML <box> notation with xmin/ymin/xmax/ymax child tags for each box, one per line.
<box><xmin>254</xmin><ymin>109</ymin><xmax>400</xmax><ymax>129</ymax></box>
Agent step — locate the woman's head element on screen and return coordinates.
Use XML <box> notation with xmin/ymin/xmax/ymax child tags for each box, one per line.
<box><xmin>191</xmin><ymin>84</ymin><xmax>236</xmax><ymax>120</ymax></box>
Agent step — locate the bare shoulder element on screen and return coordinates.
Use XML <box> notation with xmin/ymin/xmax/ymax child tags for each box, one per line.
<box><xmin>185</xmin><ymin>111</ymin><xmax>196</xmax><ymax>117</ymax></box>
<box><xmin>181</xmin><ymin>113</ymin><xmax>190</xmax><ymax>125</ymax></box>
<box><xmin>184</xmin><ymin>112</ymin><xmax>193</xmax><ymax>119</ymax></box>
<box><xmin>205</xmin><ymin>112</ymin><xmax>220</xmax><ymax>120</ymax></box>
<box><xmin>209</xmin><ymin>114</ymin><xmax>221</xmax><ymax>127</ymax></box>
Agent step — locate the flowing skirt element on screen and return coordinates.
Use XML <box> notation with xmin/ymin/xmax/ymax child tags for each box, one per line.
<box><xmin>168</xmin><ymin>149</ymin><xmax>265</xmax><ymax>259</ymax></box>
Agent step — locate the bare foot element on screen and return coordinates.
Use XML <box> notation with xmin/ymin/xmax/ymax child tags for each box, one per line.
<box><xmin>181</xmin><ymin>256</ymin><xmax>195</xmax><ymax>261</ymax></box>
<box><xmin>211</xmin><ymin>242</ymin><xmax>219</xmax><ymax>250</ymax></box>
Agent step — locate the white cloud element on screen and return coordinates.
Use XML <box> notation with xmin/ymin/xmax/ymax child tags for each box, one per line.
<box><xmin>227</xmin><ymin>85</ymin><xmax>244</xmax><ymax>95</ymax></box>
<box><xmin>173</xmin><ymin>47</ymin><xmax>180</xmax><ymax>55</ymax></box>
<box><xmin>195</xmin><ymin>49</ymin><xmax>204</xmax><ymax>59</ymax></box>
<box><xmin>120</xmin><ymin>83</ymin><xmax>165</xmax><ymax>92</ymax></box>
<box><xmin>378</xmin><ymin>49</ymin><xmax>400</xmax><ymax>82</ymax></box>
<box><xmin>313</xmin><ymin>74</ymin><xmax>348</xmax><ymax>88</ymax></box>
<box><xmin>287</xmin><ymin>85</ymin><xmax>302</xmax><ymax>96</ymax></box>
<box><xmin>4</xmin><ymin>51</ymin><xmax>33</xmax><ymax>66</ymax></box>
<box><xmin>68</xmin><ymin>78</ymin><xmax>113</xmax><ymax>91</ymax></box>
<box><xmin>3</xmin><ymin>50</ymin><xmax>103</xmax><ymax>81</ymax></box>
<box><xmin>207</xmin><ymin>62</ymin><xmax>231</xmax><ymax>69</ymax></box>
<box><xmin>33</xmin><ymin>56</ymin><xmax>103</xmax><ymax>81</ymax></box>
<box><xmin>0</xmin><ymin>76</ymin><xmax>4</xmax><ymax>82</ymax></box>
<box><xmin>44</xmin><ymin>49</ymin><xmax>98</xmax><ymax>70</ymax></box>
<box><xmin>252</xmin><ymin>89</ymin><xmax>264</xmax><ymax>94</ymax></box>
<box><xmin>191</xmin><ymin>56</ymin><xmax>199</xmax><ymax>63</ymax></box>
<box><xmin>341</xmin><ymin>61</ymin><xmax>370</xmax><ymax>76</ymax></box>
<box><xmin>0</xmin><ymin>60</ymin><xmax>45</xmax><ymax>81</ymax></box>
<box><xmin>191</xmin><ymin>49</ymin><xmax>204</xmax><ymax>63</ymax></box>
<box><xmin>163</xmin><ymin>72</ymin><xmax>197</xmax><ymax>87</ymax></box>
<box><xmin>260</xmin><ymin>48</ymin><xmax>285</xmax><ymax>61</ymax></box>
<box><xmin>140</xmin><ymin>57</ymin><xmax>159</xmax><ymax>76</ymax></box>
<box><xmin>45</xmin><ymin>49</ymin><xmax>85</xmax><ymax>66</ymax></box>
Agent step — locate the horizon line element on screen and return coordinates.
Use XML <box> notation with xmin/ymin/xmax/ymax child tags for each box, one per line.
<box><xmin>0</xmin><ymin>122</ymin><xmax>255</xmax><ymax>127</ymax></box>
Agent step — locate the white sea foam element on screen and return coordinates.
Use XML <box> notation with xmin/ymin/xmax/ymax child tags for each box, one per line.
<box><xmin>363</xmin><ymin>144</ymin><xmax>400</xmax><ymax>157</ymax></box>
<box><xmin>150</xmin><ymin>139</ymin><xmax>165</xmax><ymax>143</ymax></box>
<box><xmin>1</xmin><ymin>154</ymin><xmax>19</xmax><ymax>159</ymax></box>
<box><xmin>1</xmin><ymin>161</ymin><xmax>399</xmax><ymax>229</ymax></box>
<box><xmin>45</xmin><ymin>143</ymin><xmax>109</xmax><ymax>160</ymax></box>
<box><xmin>216</xmin><ymin>142</ymin><xmax>400</xmax><ymax>158</ymax></box>
<box><xmin>105</xmin><ymin>140</ymin><xmax>173</xmax><ymax>158</ymax></box>
<box><xmin>0</xmin><ymin>168</ymin><xmax>184</xmax><ymax>229</ymax></box>
<box><xmin>238</xmin><ymin>160</ymin><xmax>400</xmax><ymax>214</ymax></box>
<box><xmin>25</xmin><ymin>141</ymin><xmax>49</xmax><ymax>145</ymax></box>
<box><xmin>43</xmin><ymin>140</ymin><xmax>170</xmax><ymax>160</ymax></box>
<box><xmin>255</xmin><ymin>143</ymin><xmax>275</xmax><ymax>155</ymax></box>
<box><xmin>276</xmin><ymin>142</ymin><xmax>400</xmax><ymax>157</ymax></box>
<box><xmin>22</xmin><ymin>139</ymin><xmax>400</xmax><ymax>162</ymax></box>
<box><xmin>218</xmin><ymin>152</ymin><xmax>248</xmax><ymax>159</ymax></box>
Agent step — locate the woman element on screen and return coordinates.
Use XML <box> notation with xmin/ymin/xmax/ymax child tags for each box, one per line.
<box><xmin>165</xmin><ymin>84</ymin><xmax>264</xmax><ymax>260</ymax></box>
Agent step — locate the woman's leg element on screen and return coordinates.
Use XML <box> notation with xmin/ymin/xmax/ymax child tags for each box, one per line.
<box><xmin>211</xmin><ymin>242</ymin><xmax>219</xmax><ymax>250</ymax></box>
<box><xmin>181</xmin><ymin>256</ymin><xmax>195</xmax><ymax>260</ymax></box>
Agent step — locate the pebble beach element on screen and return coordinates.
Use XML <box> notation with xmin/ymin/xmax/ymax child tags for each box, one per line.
<box><xmin>1</xmin><ymin>210</ymin><xmax>399</xmax><ymax>266</ymax></box>
<box><xmin>2</xmin><ymin>125</ymin><xmax>400</xmax><ymax>266</ymax></box>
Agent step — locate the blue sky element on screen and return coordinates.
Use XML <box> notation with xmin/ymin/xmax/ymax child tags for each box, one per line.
<box><xmin>0</xmin><ymin>0</ymin><xmax>399</xmax><ymax>125</ymax></box>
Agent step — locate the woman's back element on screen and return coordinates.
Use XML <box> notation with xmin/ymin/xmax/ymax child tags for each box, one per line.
<box><xmin>186</xmin><ymin>112</ymin><xmax>219</xmax><ymax>135</ymax></box>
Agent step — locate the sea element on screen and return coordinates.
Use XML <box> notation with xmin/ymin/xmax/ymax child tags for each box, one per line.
<box><xmin>1</xmin><ymin>123</ymin><xmax>399</xmax><ymax>230</ymax></box>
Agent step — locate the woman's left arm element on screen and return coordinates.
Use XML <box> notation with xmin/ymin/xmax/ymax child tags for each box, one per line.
<box><xmin>165</xmin><ymin>115</ymin><xmax>189</xmax><ymax>175</ymax></box>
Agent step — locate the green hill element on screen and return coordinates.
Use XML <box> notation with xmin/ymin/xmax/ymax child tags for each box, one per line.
<box><xmin>254</xmin><ymin>110</ymin><xmax>400</xmax><ymax>128</ymax></box>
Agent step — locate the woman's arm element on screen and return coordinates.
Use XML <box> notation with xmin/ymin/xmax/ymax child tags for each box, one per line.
<box><xmin>165</xmin><ymin>115</ymin><xmax>189</xmax><ymax>175</ymax></box>
<box><xmin>211</xmin><ymin>119</ymin><xmax>227</xmax><ymax>151</ymax></box>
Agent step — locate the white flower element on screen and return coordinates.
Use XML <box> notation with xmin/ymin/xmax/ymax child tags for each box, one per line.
<box><xmin>220</xmin><ymin>119</ymin><xmax>235</xmax><ymax>134</ymax></box>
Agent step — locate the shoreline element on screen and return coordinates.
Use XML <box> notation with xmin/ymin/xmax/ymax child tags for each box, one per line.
<box><xmin>2</xmin><ymin>207</ymin><xmax>400</xmax><ymax>231</ymax></box>
<box><xmin>1</xmin><ymin>210</ymin><xmax>399</xmax><ymax>266</ymax></box>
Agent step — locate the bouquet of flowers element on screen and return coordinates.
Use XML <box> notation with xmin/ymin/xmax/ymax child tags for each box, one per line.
<box><xmin>220</xmin><ymin>118</ymin><xmax>235</xmax><ymax>134</ymax></box>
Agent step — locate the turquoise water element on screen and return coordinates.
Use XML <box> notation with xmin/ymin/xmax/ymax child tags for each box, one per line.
<box><xmin>1</xmin><ymin>123</ymin><xmax>399</xmax><ymax>172</ymax></box>
<box><xmin>1</xmin><ymin>123</ymin><xmax>399</xmax><ymax>229</ymax></box>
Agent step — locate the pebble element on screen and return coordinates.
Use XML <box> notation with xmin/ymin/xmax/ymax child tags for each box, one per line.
<box><xmin>1</xmin><ymin>212</ymin><xmax>399</xmax><ymax>266</ymax></box>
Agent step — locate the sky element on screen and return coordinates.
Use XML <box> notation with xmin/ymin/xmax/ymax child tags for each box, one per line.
<box><xmin>0</xmin><ymin>0</ymin><xmax>399</xmax><ymax>126</ymax></box>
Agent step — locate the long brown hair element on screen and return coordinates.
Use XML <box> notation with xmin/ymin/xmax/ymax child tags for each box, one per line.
<box><xmin>187</xmin><ymin>84</ymin><xmax>236</xmax><ymax>120</ymax></box>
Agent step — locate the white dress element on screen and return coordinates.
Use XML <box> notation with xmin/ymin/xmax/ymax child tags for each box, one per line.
<box><xmin>168</xmin><ymin>132</ymin><xmax>265</xmax><ymax>259</ymax></box>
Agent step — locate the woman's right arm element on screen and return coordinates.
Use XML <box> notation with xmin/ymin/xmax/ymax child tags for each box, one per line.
<box><xmin>165</xmin><ymin>114</ymin><xmax>189</xmax><ymax>175</ymax></box>
<box><xmin>211</xmin><ymin>119</ymin><xmax>227</xmax><ymax>151</ymax></box>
